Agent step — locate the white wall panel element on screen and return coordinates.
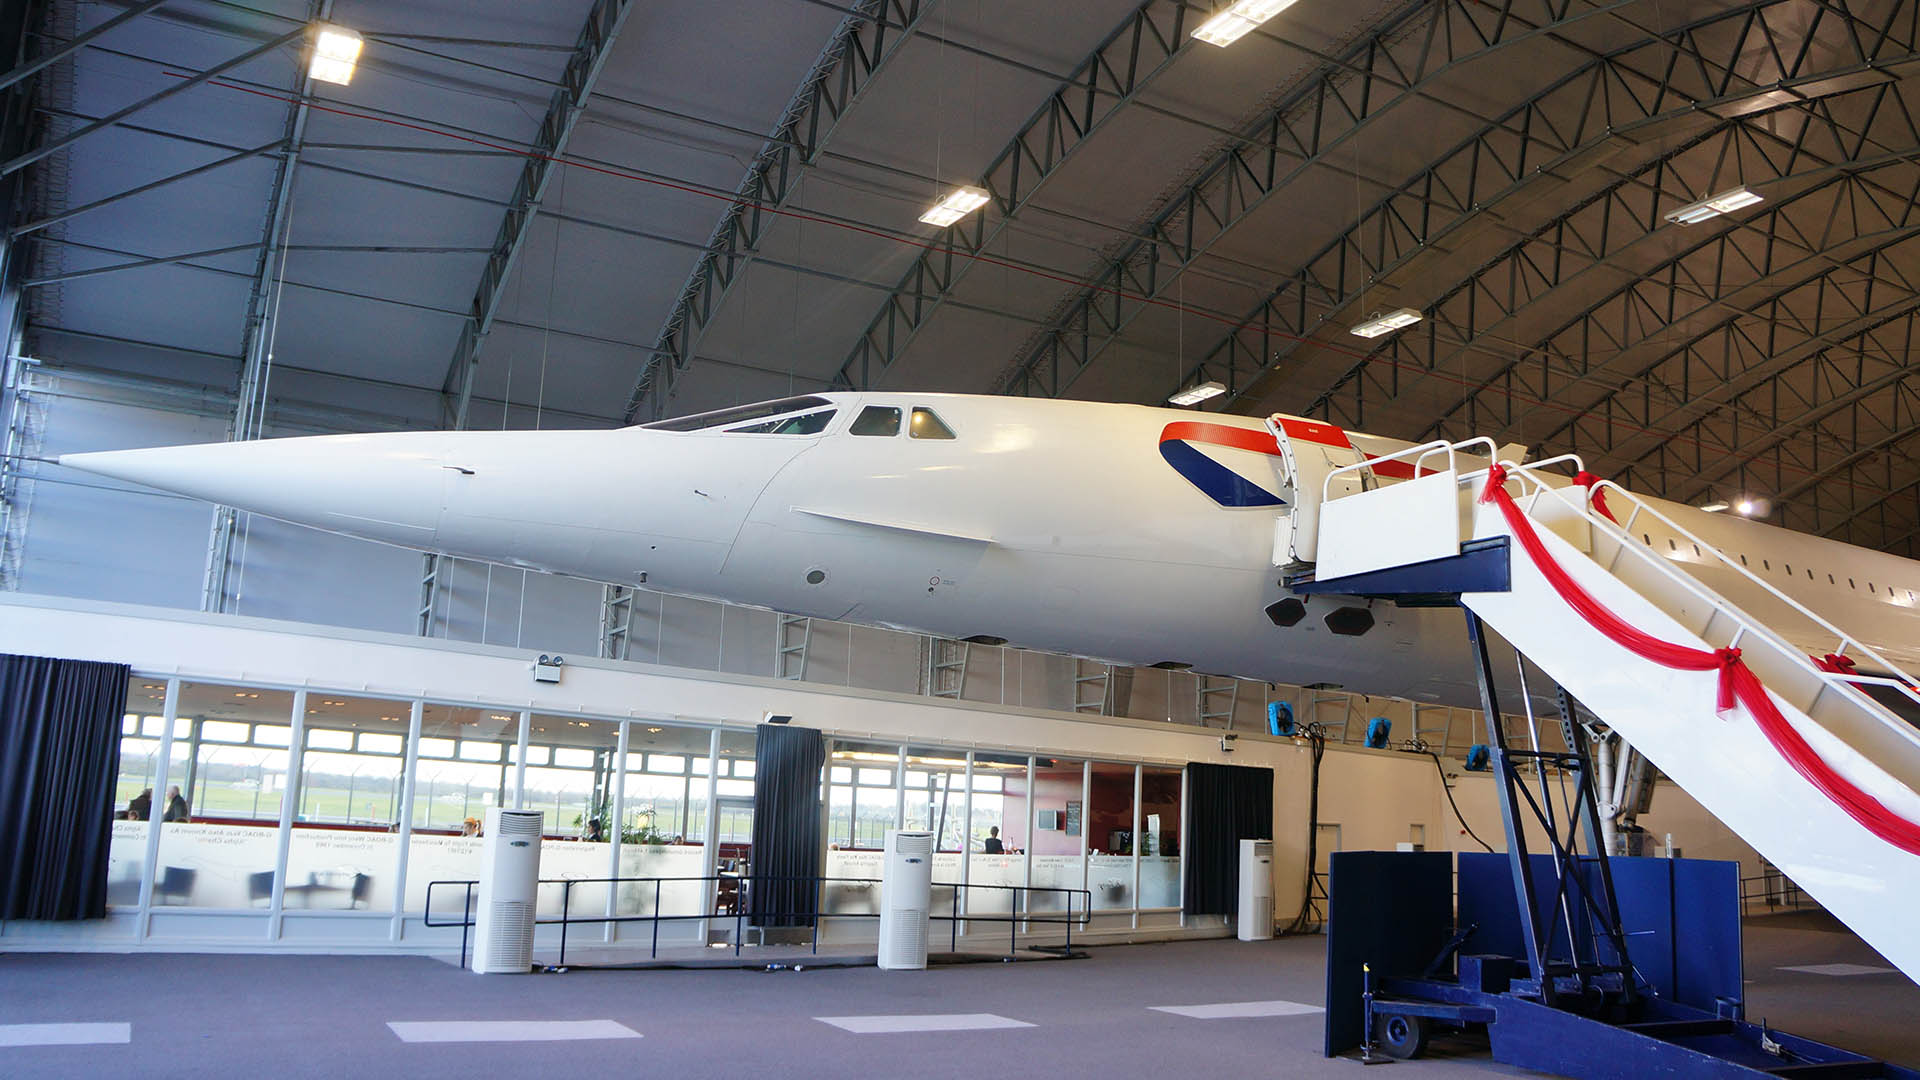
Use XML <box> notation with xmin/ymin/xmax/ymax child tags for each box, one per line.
<box><xmin>16</xmin><ymin>388</ymin><xmax>221</xmax><ymax>608</ymax></box>
<box><xmin>220</xmin><ymin>515</ymin><xmax>421</xmax><ymax>633</ymax></box>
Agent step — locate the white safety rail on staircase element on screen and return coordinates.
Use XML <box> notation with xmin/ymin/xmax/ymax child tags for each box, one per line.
<box><xmin>1311</xmin><ymin>437</ymin><xmax>1920</xmax><ymax>983</ymax></box>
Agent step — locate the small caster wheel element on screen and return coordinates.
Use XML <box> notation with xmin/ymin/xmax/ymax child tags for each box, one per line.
<box><xmin>1372</xmin><ymin>1012</ymin><xmax>1429</xmax><ymax>1060</ymax></box>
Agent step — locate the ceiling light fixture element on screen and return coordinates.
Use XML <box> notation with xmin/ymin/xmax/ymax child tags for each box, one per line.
<box><xmin>1191</xmin><ymin>0</ymin><xmax>1299</xmax><ymax>46</ymax></box>
<box><xmin>918</xmin><ymin>186</ymin><xmax>989</xmax><ymax>227</ymax></box>
<box><xmin>1700</xmin><ymin>501</ymin><xmax>1729</xmax><ymax>513</ymax></box>
<box><xmin>1168</xmin><ymin>380</ymin><xmax>1226</xmax><ymax>406</ymax></box>
<box><xmin>1736</xmin><ymin>499</ymin><xmax>1756</xmax><ymax>516</ymax></box>
<box><xmin>309</xmin><ymin>23</ymin><xmax>363</xmax><ymax>86</ymax></box>
<box><xmin>1350</xmin><ymin>307</ymin><xmax>1423</xmax><ymax>339</ymax></box>
<box><xmin>1665</xmin><ymin>186</ymin><xmax>1763</xmax><ymax>226</ymax></box>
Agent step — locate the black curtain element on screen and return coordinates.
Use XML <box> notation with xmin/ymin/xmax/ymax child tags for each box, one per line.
<box><xmin>748</xmin><ymin>722</ymin><xmax>826</xmax><ymax>927</ymax></box>
<box><xmin>1183</xmin><ymin>761</ymin><xmax>1274</xmax><ymax>915</ymax></box>
<box><xmin>0</xmin><ymin>654</ymin><xmax>129</xmax><ymax>920</ymax></box>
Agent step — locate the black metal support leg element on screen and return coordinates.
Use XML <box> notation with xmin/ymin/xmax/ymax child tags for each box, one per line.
<box><xmin>1466</xmin><ymin>611</ymin><xmax>1555</xmax><ymax>1005</ymax></box>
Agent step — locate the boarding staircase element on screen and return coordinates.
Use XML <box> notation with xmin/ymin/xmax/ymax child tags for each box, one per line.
<box><xmin>1268</xmin><ymin>421</ymin><xmax>1920</xmax><ymax>985</ymax></box>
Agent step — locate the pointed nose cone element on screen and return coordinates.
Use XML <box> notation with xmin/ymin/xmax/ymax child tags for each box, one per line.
<box><xmin>60</xmin><ymin>432</ymin><xmax>453</xmax><ymax>548</ymax></box>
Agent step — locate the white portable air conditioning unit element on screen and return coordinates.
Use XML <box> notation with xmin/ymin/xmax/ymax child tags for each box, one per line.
<box><xmin>1237</xmin><ymin>838</ymin><xmax>1274</xmax><ymax>941</ymax></box>
<box><xmin>472</xmin><ymin>808</ymin><xmax>543</xmax><ymax>973</ymax></box>
<box><xmin>878</xmin><ymin>829</ymin><xmax>935</xmax><ymax>970</ymax></box>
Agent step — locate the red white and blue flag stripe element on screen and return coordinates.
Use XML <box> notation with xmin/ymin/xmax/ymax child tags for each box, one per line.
<box><xmin>1160</xmin><ymin>415</ymin><xmax>1429</xmax><ymax>507</ymax></box>
<box><xmin>1158</xmin><ymin>421</ymin><xmax>1288</xmax><ymax>507</ymax></box>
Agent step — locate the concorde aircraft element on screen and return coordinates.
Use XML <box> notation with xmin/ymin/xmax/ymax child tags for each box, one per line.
<box><xmin>56</xmin><ymin>391</ymin><xmax>1920</xmax><ymax>711</ymax></box>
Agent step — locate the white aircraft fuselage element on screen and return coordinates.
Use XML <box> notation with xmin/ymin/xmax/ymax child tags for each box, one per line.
<box><xmin>58</xmin><ymin>392</ymin><xmax>1920</xmax><ymax>709</ymax></box>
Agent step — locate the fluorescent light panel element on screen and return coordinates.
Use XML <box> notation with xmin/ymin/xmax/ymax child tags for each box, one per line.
<box><xmin>1349</xmin><ymin>307</ymin><xmax>1422</xmax><ymax>339</ymax></box>
<box><xmin>1665</xmin><ymin>186</ymin><xmax>1762</xmax><ymax>226</ymax></box>
<box><xmin>1192</xmin><ymin>0</ymin><xmax>1299</xmax><ymax>46</ymax></box>
<box><xmin>1168</xmin><ymin>380</ymin><xmax>1226</xmax><ymax>406</ymax></box>
<box><xmin>309</xmin><ymin>24</ymin><xmax>362</xmax><ymax>85</ymax></box>
<box><xmin>919</xmin><ymin>186</ymin><xmax>990</xmax><ymax>227</ymax></box>
<box><xmin>1700</xmin><ymin>501</ymin><xmax>1729</xmax><ymax>513</ymax></box>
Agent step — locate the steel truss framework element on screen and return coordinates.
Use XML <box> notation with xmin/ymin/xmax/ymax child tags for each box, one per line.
<box><xmin>421</xmin><ymin>0</ymin><xmax>635</xmax><ymax>637</ymax></box>
<box><xmin>822</xmin><ymin>0</ymin><xmax>1195</xmax><ymax>396</ymax></box>
<box><xmin>999</xmin><ymin>0</ymin><xmax>1645</xmax><ymax>399</ymax></box>
<box><xmin>1284</xmin><ymin>95</ymin><xmax>1920</xmax><ymax>550</ymax></box>
<box><xmin>1004</xmin><ymin>0</ymin><xmax>1920</xmax><ymax>409</ymax></box>
<box><xmin>624</xmin><ymin>0</ymin><xmax>930</xmax><ymax>423</ymax></box>
<box><xmin>1300</xmin><ymin>91</ymin><xmax>1920</xmax><ymax>435</ymax></box>
<box><xmin>439</xmin><ymin>0</ymin><xmax>635</xmax><ymax>429</ymax></box>
<box><xmin>206</xmin><ymin>0</ymin><xmax>330</xmax><ymax>615</ymax></box>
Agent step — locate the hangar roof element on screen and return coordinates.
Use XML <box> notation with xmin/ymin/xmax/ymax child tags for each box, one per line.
<box><xmin>16</xmin><ymin>0</ymin><xmax>1920</xmax><ymax>553</ymax></box>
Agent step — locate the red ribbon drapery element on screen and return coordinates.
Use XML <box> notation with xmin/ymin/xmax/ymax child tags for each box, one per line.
<box><xmin>1574</xmin><ymin>470</ymin><xmax>1618</xmax><ymax>523</ymax></box>
<box><xmin>1479</xmin><ymin>464</ymin><xmax>1920</xmax><ymax>856</ymax></box>
<box><xmin>1813</xmin><ymin>653</ymin><xmax>1858</xmax><ymax>675</ymax></box>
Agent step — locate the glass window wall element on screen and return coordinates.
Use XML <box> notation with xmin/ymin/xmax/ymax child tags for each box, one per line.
<box><xmin>107</xmin><ymin>675</ymin><xmax>165</xmax><ymax>908</ymax></box>
<box><xmin>616</xmin><ymin>723</ymin><xmax>710</xmax><ymax>921</ymax></box>
<box><xmin>966</xmin><ymin>751</ymin><xmax>1028</xmax><ymax>917</ymax></box>
<box><xmin>150</xmin><ymin>682</ymin><xmax>294</xmax><ymax>909</ymax></box>
<box><xmin>1088</xmin><ymin>762</ymin><xmax>1136</xmax><ymax>911</ymax></box>
<box><xmin>1140</xmin><ymin>766</ymin><xmax>1183</xmax><ymax>908</ymax></box>
<box><xmin>825</xmin><ymin>740</ymin><xmax>899</xmax><ymax>915</ymax></box>
<box><xmin>104</xmin><ymin>671</ymin><xmax>1198</xmax><ymax>938</ymax></box>
<box><xmin>522</xmin><ymin>714</ymin><xmax>619</xmax><ymax>917</ymax></box>
<box><xmin>1028</xmin><ymin>756</ymin><xmax>1087</xmax><ymax>914</ymax></box>
<box><xmin>905</xmin><ymin>746</ymin><xmax>966</xmax><ymax>917</ymax></box>
<box><xmin>403</xmin><ymin>705</ymin><xmax>519</xmax><ymax>916</ymax></box>
<box><xmin>286</xmin><ymin>694</ymin><xmax>411</xmax><ymax>913</ymax></box>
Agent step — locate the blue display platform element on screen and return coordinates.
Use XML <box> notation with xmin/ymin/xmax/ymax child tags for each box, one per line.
<box><xmin>1323</xmin><ymin>850</ymin><xmax>1917</xmax><ymax>1078</ymax></box>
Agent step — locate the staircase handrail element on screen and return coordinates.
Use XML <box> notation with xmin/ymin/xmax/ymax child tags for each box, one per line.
<box><xmin>1475</xmin><ymin>453</ymin><xmax>1920</xmax><ymax>745</ymax></box>
<box><xmin>1317</xmin><ymin>436</ymin><xmax>1497</xmax><ymax>506</ymax></box>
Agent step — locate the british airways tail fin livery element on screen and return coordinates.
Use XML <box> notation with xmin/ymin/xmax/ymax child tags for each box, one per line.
<box><xmin>55</xmin><ymin>392</ymin><xmax>1920</xmax><ymax>710</ymax></box>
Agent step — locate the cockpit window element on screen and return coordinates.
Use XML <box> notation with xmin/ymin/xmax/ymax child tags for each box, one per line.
<box><xmin>909</xmin><ymin>407</ymin><xmax>955</xmax><ymax>440</ymax></box>
<box><xmin>641</xmin><ymin>395</ymin><xmax>832</xmax><ymax>432</ymax></box>
<box><xmin>727</xmin><ymin>409</ymin><xmax>834</xmax><ymax>435</ymax></box>
<box><xmin>850</xmin><ymin>405</ymin><xmax>901</xmax><ymax>436</ymax></box>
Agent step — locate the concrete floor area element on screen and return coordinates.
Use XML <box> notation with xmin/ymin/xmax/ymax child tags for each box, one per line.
<box><xmin>1</xmin><ymin>916</ymin><xmax>1912</xmax><ymax>1079</ymax></box>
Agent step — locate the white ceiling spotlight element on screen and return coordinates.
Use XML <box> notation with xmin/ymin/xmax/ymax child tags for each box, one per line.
<box><xmin>918</xmin><ymin>186</ymin><xmax>990</xmax><ymax>228</ymax></box>
<box><xmin>1192</xmin><ymin>0</ymin><xmax>1300</xmax><ymax>47</ymax></box>
<box><xmin>309</xmin><ymin>23</ymin><xmax>363</xmax><ymax>85</ymax></box>
<box><xmin>1349</xmin><ymin>307</ymin><xmax>1423</xmax><ymax>339</ymax></box>
<box><xmin>1665</xmin><ymin>186</ymin><xmax>1763</xmax><ymax>226</ymax></box>
<box><xmin>1168</xmin><ymin>380</ymin><xmax>1226</xmax><ymax>406</ymax></box>
<box><xmin>1736</xmin><ymin>499</ymin><xmax>1757</xmax><ymax>516</ymax></box>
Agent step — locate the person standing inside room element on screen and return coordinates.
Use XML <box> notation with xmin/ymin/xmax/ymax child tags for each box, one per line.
<box><xmin>127</xmin><ymin>788</ymin><xmax>152</xmax><ymax>820</ymax></box>
<box><xmin>162</xmin><ymin>785</ymin><xmax>189</xmax><ymax>822</ymax></box>
<box><xmin>983</xmin><ymin>826</ymin><xmax>1004</xmax><ymax>854</ymax></box>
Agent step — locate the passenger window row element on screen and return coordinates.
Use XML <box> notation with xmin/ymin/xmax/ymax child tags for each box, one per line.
<box><xmin>1644</xmin><ymin>533</ymin><xmax>1914</xmax><ymax>604</ymax></box>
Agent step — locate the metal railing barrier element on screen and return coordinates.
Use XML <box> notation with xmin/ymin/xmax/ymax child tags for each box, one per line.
<box><xmin>423</xmin><ymin>874</ymin><xmax>1093</xmax><ymax>970</ymax></box>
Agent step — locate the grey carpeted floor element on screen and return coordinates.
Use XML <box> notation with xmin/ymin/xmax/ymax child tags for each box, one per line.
<box><xmin>1</xmin><ymin>917</ymin><xmax>1911</xmax><ymax>1080</ymax></box>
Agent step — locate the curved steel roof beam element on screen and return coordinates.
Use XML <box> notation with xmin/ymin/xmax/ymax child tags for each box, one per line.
<box><xmin>1400</xmin><ymin>169</ymin><xmax>1920</xmax><ymax>444</ymax></box>
<box><xmin>1602</xmin><ymin>288</ymin><xmax>1920</xmax><ymax>495</ymax></box>
<box><xmin>1138</xmin><ymin>0</ymin><xmax>1920</xmax><ymax>411</ymax></box>
<box><xmin>812</xmin><ymin>0</ymin><xmax>1202</xmax><ymax>400</ymax></box>
<box><xmin>624</xmin><ymin>0</ymin><xmax>935</xmax><ymax>423</ymax></box>
<box><xmin>1800</xmin><ymin>411</ymin><xmax>1920</xmax><ymax>545</ymax></box>
<box><xmin>1827</xmin><ymin>462</ymin><xmax>1920</xmax><ymax>555</ymax></box>
<box><xmin>998</xmin><ymin>0</ymin><xmax>1634</xmax><ymax>399</ymax></box>
<box><xmin>1296</xmin><ymin>120</ymin><xmax>1920</xmax><ymax>437</ymax></box>
<box><xmin>1544</xmin><ymin>238</ymin><xmax>1920</xmax><ymax>479</ymax></box>
<box><xmin>1625</xmin><ymin>304</ymin><xmax>1920</xmax><ymax>512</ymax></box>
<box><xmin>439</xmin><ymin>0</ymin><xmax>637</xmax><ymax>430</ymax></box>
